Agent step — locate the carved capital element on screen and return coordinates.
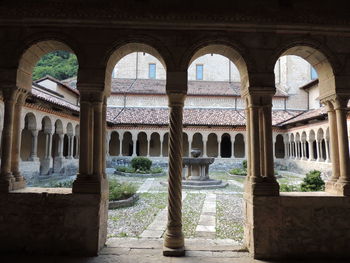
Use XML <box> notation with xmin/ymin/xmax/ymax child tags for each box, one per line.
<box><xmin>167</xmin><ymin>92</ymin><xmax>186</xmax><ymax>107</ymax></box>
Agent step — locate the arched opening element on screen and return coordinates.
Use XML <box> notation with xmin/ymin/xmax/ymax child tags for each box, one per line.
<box><xmin>182</xmin><ymin>133</ymin><xmax>189</xmax><ymax>157</ymax></box>
<box><xmin>275</xmin><ymin>134</ymin><xmax>285</xmax><ymax>159</ymax></box>
<box><xmin>109</xmin><ymin>131</ymin><xmax>120</xmax><ymax>156</ymax></box>
<box><xmin>20</xmin><ymin>113</ymin><xmax>37</xmax><ymax>161</ymax></box>
<box><xmin>317</xmin><ymin>128</ymin><xmax>325</xmax><ymax>161</ymax></box>
<box><xmin>192</xmin><ymin>133</ymin><xmax>203</xmax><ymax>156</ymax></box>
<box><xmin>207</xmin><ymin>133</ymin><xmax>218</xmax><ymax>157</ymax></box>
<box><xmin>149</xmin><ymin>132</ymin><xmax>160</xmax><ymax>156</ymax></box>
<box><xmin>137</xmin><ymin>132</ymin><xmax>148</xmax><ymax>156</ymax></box>
<box><xmin>122</xmin><ymin>132</ymin><xmax>133</xmax><ymax>156</ymax></box>
<box><xmin>221</xmin><ymin>133</ymin><xmax>232</xmax><ymax>158</ymax></box>
<box><xmin>234</xmin><ymin>133</ymin><xmax>245</xmax><ymax>158</ymax></box>
<box><xmin>163</xmin><ymin>133</ymin><xmax>169</xmax><ymax>157</ymax></box>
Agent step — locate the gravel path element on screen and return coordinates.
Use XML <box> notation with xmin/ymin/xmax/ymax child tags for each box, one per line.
<box><xmin>108</xmin><ymin>192</ymin><xmax>167</xmax><ymax>238</ymax></box>
<box><xmin>216</xmin><ymin>194</ymin><xmax>244</xmax><ymax>242</ymax></box>
<box><xmin>182</xmin><ymin>193</ymin><xmax>206</xmax><ymax>237</ymax></box>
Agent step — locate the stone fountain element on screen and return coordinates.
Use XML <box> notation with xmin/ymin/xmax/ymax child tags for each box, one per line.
<box><xmin>181</xmin><ymin>149</ymin><xmax>228</xmax><ymax>189</ymax></box>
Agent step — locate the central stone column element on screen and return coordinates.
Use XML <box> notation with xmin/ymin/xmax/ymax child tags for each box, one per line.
<box><xmin>243</xmin><ymin>90</ymin><xmax>279</xmax><ymax>196</ymax></box>
<box><xmin>163</xmin><ymin>92</ymin><xmax>185</xmax><ymax>256</ymax></box>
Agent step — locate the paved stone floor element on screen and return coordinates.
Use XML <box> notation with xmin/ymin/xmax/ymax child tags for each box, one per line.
<box><xmin>0</xmin><ymin>237</ymin><xmax>344</xmax><ymax>263</ymax></box>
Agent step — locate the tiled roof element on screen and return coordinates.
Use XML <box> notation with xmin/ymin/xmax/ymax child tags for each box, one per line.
<box><xmin>31</xmin><ymin>88</ymin><xmax>80</xmax><ymax>112</ymax></box>
<box><xmin>107</xmin><ymin>107</ymin><xmax>303</xmax><ymax>127</ymax></box>
<box><xmin>106</xmin><ymin>78</ymin><xmax>288</xmax><ymax>97</ymax></box>
<box><xmin>277</xmin><ymin>107</ymin><xmax>328</xmax><ymax>125</ymax></box>
<box><xmin>35</xmin><ymin>75</ymin><xmax>79</xmax><ymax>95</ymax></box>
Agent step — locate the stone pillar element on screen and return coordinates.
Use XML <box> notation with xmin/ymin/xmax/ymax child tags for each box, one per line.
<box><xmin>217</xmin><ymin>139</ymin><xmax>221</xmax><ymax>158</ymax></box>
<box><xmin>102</xmin><ymin>97</ymin><xmax>107</xmax><ymax>176</ymax></box>
<box><xmin>41</xmin><ymin>131</ymin><xmax>53</xmax><ymax>175</ymax></box>
<box><xmin>243</xmin><ymin>92</ymin><xmax>279</xmax><ymax>196</ymax></box>
<box><xmin>163</xmin><ymin>92</ymin><xmax>185</xmax><ymax>256</ymax></box>
<box><xmin>334</xmin><ymin>97</ymin><xmax>350</xmax><ymax>195</ymax></box>
<box><xmin>301</xmin><ymin>141</ymin><xmax>306</xmax><ymax>160</ymax></box>
<box><xmin>316</xmin><ymin>140</ymin><xmax>321</xmax><ymax>161</ymax></box>
<box><xmin>325</xmin><ymin>139</ymin><xmax>330</xmax><ymax>162</ymax></box>
<box><xmin>160</xmin><ymin>137</ymin><xmax>164</xmax><ymax>157</ymax></box>
<box><xmin>203</xmin><ymin>138</ymin><xmax>208</xmax><ymax>157</ymax></box>
<box><xmin>232</xmin><ymin>135</ymin><xmax>236</xmax><ymax>158</ymax></box>
<box><xmin>324</xmin><ymin>101</ymin><xmax>340</xmax><ymax>185</ymax></box>
<box><xmin>119</xmin><ymin>133</ymin><xmax>123</xmax><ymax>156</ymax></box>
<box><xmin>272</xmin><ymin>139</ymin><xmax>276</xmax><ymax>159</ymax></box>
<box><xmin>188</xmin><ymin>139</ymin><xmax>192</xmax><ymax>157</ymax></box>
<box><xmin>308</xmin><ymin>140</ymin><xmax>315</xmax><ymax>161</ymax></box>
<box><xmin>146</xmin><ymin>134</ymin><xmax>150</xmax><ymax>157</ymax></box>
<box><xmin>75</xmin><ymin>135</ymin><xmax>80</xmax><ymax>158</ymax></box>
<box><xmin>67</xmin><ymin>135</ymin><xmax>74</xmax><ymax>159</ymax></box>
<box><xmin>132</xmin><ymin>134</ymin><xmax>137</xmax><ymax>157</ymax></box>
<box><xmin>0</xmin><ymin>88</ymin><xmax>27</xmax><ymax>192</ymax></box>
<box><xmin>73</xmin><ymin>91</ymin><xmax>105</xmax><ymax>194</ymax></box>
<box><xmin>29</xmin><ymin>130</ymin><xmax>39</xmax><ymax>161</ymax></box>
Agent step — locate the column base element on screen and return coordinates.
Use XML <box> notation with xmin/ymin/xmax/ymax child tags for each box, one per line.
<box><xmin>66</xmin><ymin>156</ymin><xmax>74</xmax><ymax>159</ymax></box>
<box><xmin>163</xmin><ymin>246</ymin><xmax>185</xmax><ymax>257</ymax></box>
<box><xmin>326</xmin><ymin>180</ymin><xmax>350</xmax><ymax>196</ymax></box>
<box><xmin>72</xmin><ymin>174</ymin><xmax>108</xmax><ymax>194</ymax></box>
<box><xmin>244</xmin><ymin>177</ymin><xmax>280</xmax><ymax>196</ymax></box>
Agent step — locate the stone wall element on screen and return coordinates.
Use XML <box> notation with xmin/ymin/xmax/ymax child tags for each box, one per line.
<box><xmin>275</xmin><ymin>159</ymin><xmax>332</xmax><ymax>178</ymax></box>
<box><xmin>244</xmin><ymin>193</ymin><xmax>350</xmax><ymax>259</ymax></box>
<box><xmin>0</xmin><ymin>188</ymin><xmax>107</xmax><ymax>256</ymax></box>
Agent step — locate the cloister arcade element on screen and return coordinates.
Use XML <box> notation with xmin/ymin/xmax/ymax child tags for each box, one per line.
<box><xmin>2</xmin><ymin>4</ymin><xmax>350</xmax><ymax>259</ymax></box>
<box><xmin>19</xmin><ymin>109</ymin><xmax>79</xmax><ymax>175</ymax></box>
<box><xmin>107</xmin><ymin>129</ymin><xmax>246</xmax><ymax>159</ymax></box>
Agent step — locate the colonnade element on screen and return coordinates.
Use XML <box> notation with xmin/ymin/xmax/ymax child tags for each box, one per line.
<box><xmin>107</xmin><ymin>130</ymin><xmax>246</xmax><ymax>159</ymax></box>
<box><xmin>284</xmin><ymin>128</ymin><xmax>331</xmax><ymax>162</ymax></box>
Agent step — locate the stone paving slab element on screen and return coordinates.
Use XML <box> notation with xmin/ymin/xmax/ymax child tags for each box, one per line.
<box><xmin>195</xmin><ymin>194</ymin><xmax>216</xmax><ymax>239</ymax></box>
<box><xmin>137</xmin><ymin>178</ymin><xmax>155</xmax><ymax>193</ymax></box>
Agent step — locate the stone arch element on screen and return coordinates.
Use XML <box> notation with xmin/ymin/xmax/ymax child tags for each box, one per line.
<box><xmin>221</xmin><ymin>133</ymin><xmax>232</xmax><ymax>158</ymax></box>
<box><xmin>105</xmin><ymin>42</ymin><xmax>168</xmax><ymax>95</ymax></box>
<box><xmin>20</xmin><ymin>113</ymin><xmax>37</xmax><ymax>161</ymax></box>
<box><xmin>16</xmin><ymin>40</ymin><xmax>77</xmax><ymax>91</ymax></box>
<box><xmin>234</xmin><ymin>133</ymin><xmax>245</xmax><ymax>158</ymax></box>
<box><xmin>149</xmin><ymin>132</ymin><xmax>160</xmax><ymax>157</ymax></box>
<box><xmin>275</xmin><ymin>134</ymin><xmax>285</xmax><ymax>159</ymax></box>
<box><xmin>207</xmin><ymin>133</ymin><xmax>218</xmax><ymax>157</ymax></box>
<box><xmin>185</xmin><ymin>43</ymin><xmax>250</xmax><ymax>90</ymax></box>
<box><xmin>109</xmin><ymin>131</ymin><xmax>120</xmax><ymax>156</ymax></box>
<box><xmin>192</xmin><ymin>133</ymin><xmax>203</xmax><ymax>156</ymax></box>
<box><xmin>137</xmin><ymin>132</ymin><xmax>148</xmax><ymax>156</ymax></box>
<box><xmin>272</xmin><ymin>43</ymin><xmax>337</xmax><ymax>99</ymax></box>
<box><xmin>122</xmin><ymin>132</ymin><xmax>133</xmax><ymax>156</ymax></box>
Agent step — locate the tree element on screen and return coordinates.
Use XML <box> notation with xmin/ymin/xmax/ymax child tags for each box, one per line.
<box><xmin>32</xmin><ymin>51</ymin><xmax>78</xmax><ymax>81</ymax></box>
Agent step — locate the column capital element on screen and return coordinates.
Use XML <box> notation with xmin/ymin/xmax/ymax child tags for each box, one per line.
<box><xmin>2</xmin><ymin>87</ymin><xmax>28</xmax><ymax>104</ymax></box>
<box><xmin>167</xmin><ymin>92</ymin><xmax>186</xmax><ymax>107</ymax></box>
<box><xmin>166</xmin><ymin>71</ymin><xmax>187</xmax><ymax>93</ymax></box>
<box><xmin>321</xmin><ymin>95</ymin><xmax>349</xmax><ymax>110</ymax></box>
<box><xmin>31</xmin><ymin>129</ymin><xmax>39</xmax><ymax>137</ymax></box>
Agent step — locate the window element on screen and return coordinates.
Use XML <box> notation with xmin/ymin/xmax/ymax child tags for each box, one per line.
<box><xmin>149</xmin><ymin>63</ymin><xmax>156</xmax><ymax>79</ymax></box>
<box><xmin>196</xmin><ymin>64</ymin><xmax>203</xmax><ymax>80</ymax></box>
<box><xmin>311</xmin><ymin>67</ymin><xmax>318</xmax><ymax>80</ymax></box>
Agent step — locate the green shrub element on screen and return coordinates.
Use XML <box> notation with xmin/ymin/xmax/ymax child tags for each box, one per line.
<box><xmin>131</xmin><ymin>157</ymin><xmax>152</xmax><ymax>171</ymax></box>
<box><xmin>116</xmin><ymin>166</ymin><xmax>136</xmax><ymax>173</ymax></box>
<box><xmin>49</xmin><ymin>179</ymin><xmax>74</xmax><ymax>188</ymax></box>
<box><xmin>242</xmin><ymin>160</ymin><xmax>247</xmax><ymax>170</ymax></box>
<box><xmin>229</xmin><ymin>168</ymin><xmax>247</xmax><ymax>176</ymax></box>
<box><xmin>300</xmin><ymin>170</ymin><xmax>325</xmax><ymax>192</ymax></box>
<box><xmin>280</xmin><ymin>183</ymin><xmax>300</xmax><ymax>192</ymax></box>
<box><xmin>151</xmin><ymin>167</ymin><xmax>164</xmax><ymax>174</ymax></box>
<box><xmin>109</xmin><ymin>179</ymin><xmax>137</xmax><ymax>201</ymax></box>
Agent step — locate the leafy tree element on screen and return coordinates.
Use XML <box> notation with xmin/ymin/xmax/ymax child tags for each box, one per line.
<box><xmin>32</xmin><ymin>51</ymin><xmax>78</xmax><ymax>81</ymax></box>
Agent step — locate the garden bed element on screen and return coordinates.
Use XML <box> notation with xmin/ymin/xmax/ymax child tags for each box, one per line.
<box><xmin>115</xmin><ymin>171</ymin><xmax>165</xmax><ymax>177</ymax></box>
<box><xmin>109</xmin><ymin>193</ymin><xmax>139</xmax><ymax>209</ymax></box>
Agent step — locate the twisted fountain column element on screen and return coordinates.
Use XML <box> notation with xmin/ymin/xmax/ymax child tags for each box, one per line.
<box><xmin>163</xmin><ymin>92</ymin><xmax>186</xmax><ymax>256</ymax></box>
